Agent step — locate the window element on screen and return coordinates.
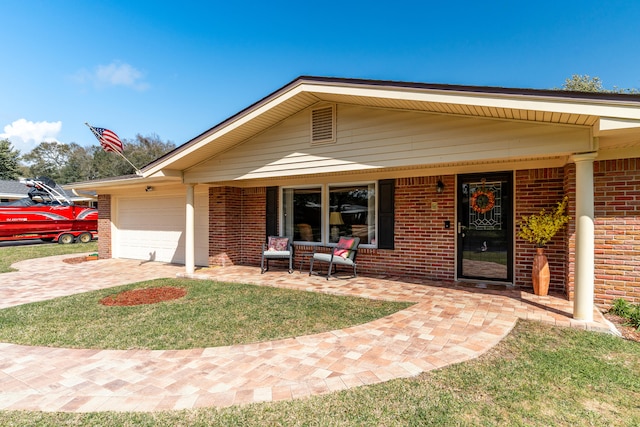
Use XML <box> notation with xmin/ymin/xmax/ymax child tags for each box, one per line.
<box><xmin>329</xmin><ymin>185</ymin><xmax>375</xmax><ymax>244</ymax></box>
<box><xmin>283</xmin><ymin>187</ymin><xmax>322</xmax><ymax>243</ymax></box>
<box><xmin>283</xmin><ymin>183</ymin><xmax>376</xmax><ymax>246</ymax></box>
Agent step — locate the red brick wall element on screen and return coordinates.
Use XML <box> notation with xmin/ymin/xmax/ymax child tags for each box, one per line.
<box><xmin>209</xmin><ymin>187</ymin><xmax>242</xmax><ymax>266</ymax></box>
<box><xmin>208</xmin><ymin>178</ymin><xmax>456</xmax><ymax>280</ymax></box>
<box><xmin>514</xmin><ymin>168</ymin><xmax>569</xmax><ymax>293</ymax></box>
<box><xmin>208</xmin><ymin>187</ymin><xmax>266</xmax><ymax>267</ymax></box>
<box><xmin>240</xmin><ymin>188</ymin><xmax>267</xmax><ymax>265</ymax></box>
<box><xmin>564</xmin><ymin>163</ymin><xmax>577</xmax><ymax>301</ymax></box>
<box><xmin>358</xmin><ymin>176</ymin><xmax>456</xmax><ymax>280</ymax></box>
<box><xmin>97</xmin><ymin>194</ymin><xmax>112</xmax><ymax>259</ymax></box>
<box><xmin>593</xmin><ymin>158</ymin><xmax>640</xmax><ymax>307</ymax></box>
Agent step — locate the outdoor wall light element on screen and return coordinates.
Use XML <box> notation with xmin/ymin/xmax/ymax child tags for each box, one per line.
<box><xmin>436</xmin><ymin>179</ymin><xmax>445</xmax><ymax>193</ymax></box>
<box><xmin>145</xmin><ymin>186</ymin><xmax>154</xmax><ymax>192</ymax></box>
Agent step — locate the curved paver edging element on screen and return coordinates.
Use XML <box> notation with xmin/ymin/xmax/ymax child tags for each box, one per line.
<box><xmin>0</xmin><ymin>255</ymin><xmax>609</xmax><ymax>412</ymax></box>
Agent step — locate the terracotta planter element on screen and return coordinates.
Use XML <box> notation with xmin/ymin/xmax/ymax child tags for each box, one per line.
<box><xmin>86</xmin><ymin>255</ymin><xmax>99</xmax><ymax>261</ymax></box>
<box><xmin>532</xmin><ymin>247</ymin><xmax>550</xmax><ymax>296</ymax></box>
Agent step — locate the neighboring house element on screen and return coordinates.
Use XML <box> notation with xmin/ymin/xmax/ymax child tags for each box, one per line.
<box><xmin>68</xmin><ymin>76</ymin><xmax>640</xmax><ymax>321</ymax></box>
<box><xmin>0</xmin><ymin>180</ymin><xmax>29</xmax><ymax>203</ymax></box>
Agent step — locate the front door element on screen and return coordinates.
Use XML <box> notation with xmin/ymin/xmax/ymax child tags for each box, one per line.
<box><xmin>457</xmin><ymin>172</ymin><xmax>513</xmax><ymax>282</ymax></box>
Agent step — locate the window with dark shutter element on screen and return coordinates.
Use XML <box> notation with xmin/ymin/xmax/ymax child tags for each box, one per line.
<box><xmin>266</xmin><ymin>186</ymin><xmax>278</xmax><ymax>238</ymax></box>
<box><xmin>377</xmin><ymin>179</ymin><xmax>395</xmax><ymax>249</ymax></box>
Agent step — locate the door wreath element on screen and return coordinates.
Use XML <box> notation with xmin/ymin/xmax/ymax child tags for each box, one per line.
<box><xmin>470</xmin><ymin>180</ymin><xmax>495</xmax><ymax>214</ymax></box>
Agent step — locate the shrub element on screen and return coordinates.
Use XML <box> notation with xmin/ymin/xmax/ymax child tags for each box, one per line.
<box><xmin>517</xmin><ymin>196</ymin><xmax>570</xmax><ymax>247</ymax></box>
<box><xmin>609</xmin><ymin>298</ymin><xmax>640</xmax><ymax>330</ymax></box>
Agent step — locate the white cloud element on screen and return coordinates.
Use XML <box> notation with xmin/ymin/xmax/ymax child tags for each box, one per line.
<box><xmin>73</xmin><ymin>61</ymin><xmax>149</xmax><ymax>91</ymax></box>
<box><xmin>0</xmin><ymin>119</ymin><xmax>62</xmax><ymax>154</ymax></box>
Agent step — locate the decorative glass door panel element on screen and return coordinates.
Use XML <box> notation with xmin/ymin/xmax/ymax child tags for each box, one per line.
<box><xmin>457</xmin><ymin>172</ymin><xmax>513</xmax><ymax>282</ymax></box>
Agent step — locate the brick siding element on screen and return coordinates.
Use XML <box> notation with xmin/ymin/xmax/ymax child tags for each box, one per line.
<box><xmin>360</xmin><ymin>176</ymin><xmax>456</xmax><ymax>280</ymax></box>
<box><xmin>514</xmin><ymin>168</ymin><xmax>569</xmax><ymax>294</ymax></box>
<box><xmin>592</xmin><ymin>158</ymin><xmax>640</xmax><ymax>306</ymax></box>
<box><xmin>97</xmin><ymin>194</ymin><xmax>112</xmax><ymax>259</ymax></box>
<box><xmin>208</xmin><ymin>187</ymin><xmax>266</xmax><ymax>267</ymax></box>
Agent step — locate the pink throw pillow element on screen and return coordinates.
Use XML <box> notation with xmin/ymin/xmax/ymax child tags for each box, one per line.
<box><xmin>268</xmin><ymin>237</ymin><xmax>289</xmax><ymax>251</ymax></box>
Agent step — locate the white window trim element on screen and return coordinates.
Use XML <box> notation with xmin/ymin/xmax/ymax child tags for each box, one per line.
<box><xmin>280</xmin><ymin>182</ymin><xmax>377</xmax><ymax>248</ymax></box>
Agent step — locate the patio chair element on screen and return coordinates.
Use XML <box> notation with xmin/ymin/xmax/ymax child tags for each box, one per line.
<box><xmin>309</xmin><ymin>236</ymin><xmax>360</xmax><ymax>280</ymax></box>
<box><xmin>261</xmin><ymin>236</ymin><xmax>294</xmax><ymax>274</ymax></box>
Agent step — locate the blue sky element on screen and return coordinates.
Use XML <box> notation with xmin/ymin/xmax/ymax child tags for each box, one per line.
<box><xmin>1</xmin><ymin>1</ymin><xmax>639</xmax><ymax>155</ymax></box>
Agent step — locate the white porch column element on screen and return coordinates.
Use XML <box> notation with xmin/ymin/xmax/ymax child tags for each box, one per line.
<box><xmin>185</xmin><ymin>184</ymin><xmax>195</xmax><ymax>275</ymax></box>
<box><xmin>571</xmin><ymin>152</ymin><xmax>598</xmax><ymax>321</ymax></box>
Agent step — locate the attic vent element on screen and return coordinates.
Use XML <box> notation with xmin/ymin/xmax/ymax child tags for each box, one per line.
<box><xmin>311</xmin><ymin>105</ymin><xmax>336</xmax><ymax>144</ymax></box>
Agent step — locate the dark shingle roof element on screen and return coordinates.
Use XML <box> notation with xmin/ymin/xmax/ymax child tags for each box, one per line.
<box><xmin>0</xmin><ymin>180</ymin><xmax>29</xmax><ymax>197</ymax></box>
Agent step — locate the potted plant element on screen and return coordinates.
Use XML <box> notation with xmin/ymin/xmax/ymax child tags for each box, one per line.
<box><xmin>517</xmin><ymin>196</ymin><xmax>570</xmax><ymax>295</ymax></box>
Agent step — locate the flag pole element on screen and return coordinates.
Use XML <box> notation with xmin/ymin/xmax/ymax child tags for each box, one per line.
<box><xmin>85</xmin><ymin>123</ymin><xmax>142</xmax><ymax>176</ymax></box>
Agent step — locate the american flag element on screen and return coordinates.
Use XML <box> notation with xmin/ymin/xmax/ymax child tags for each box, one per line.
<box><xmin>91</xmin><ymin>126</ymin><xmax>123</xmax><ymax>153</ymax></box>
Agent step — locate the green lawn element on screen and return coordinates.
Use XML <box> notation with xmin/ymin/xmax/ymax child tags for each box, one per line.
<box><xmin>0</xmin><ymin>240</ymin><xmax>98</xmax><ymax>273</ymax></box>
<box><xmin>0</xmin><ymin>278</ymin><xmax>412</xmax><ymax>350</ymax></box>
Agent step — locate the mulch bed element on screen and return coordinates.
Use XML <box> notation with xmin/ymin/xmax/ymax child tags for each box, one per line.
<box><xmin>100</xmin><ymin>287</ymin><xmax>187</xmax><ymax>306</ymax></box>
<box><xmin>63</xmin><ymin>256</ymin><xmax>90</xmax><ymax>264</ymax></box>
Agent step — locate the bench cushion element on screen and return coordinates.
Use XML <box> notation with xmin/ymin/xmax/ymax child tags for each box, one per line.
<box><xmin>313</xmin><ymin>253</ymin><xmax>354</xmax><ymax>266</ymax></box>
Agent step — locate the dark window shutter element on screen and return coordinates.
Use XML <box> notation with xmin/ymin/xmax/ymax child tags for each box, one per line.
<box><xmin>378</xmin><ymin>179</ymin><xmax>395</xmax><ymax>249</ymax></box>
<box><xmin>266</xmin><ymin>186</ymin><xmax>278</xmax><ymax>238</ymax></box>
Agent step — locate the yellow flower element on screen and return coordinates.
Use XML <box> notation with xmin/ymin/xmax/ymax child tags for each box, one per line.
<box><xmin>517</xmin><ymin>196</ymin><xmax>569</xmax><ymax>247</ymax></box>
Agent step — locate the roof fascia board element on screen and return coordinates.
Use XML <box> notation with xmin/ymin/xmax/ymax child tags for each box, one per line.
<box><xmin>303</xmin><ymin>81</ymin><xmax>640</xmax><ymax>120</ymax></box>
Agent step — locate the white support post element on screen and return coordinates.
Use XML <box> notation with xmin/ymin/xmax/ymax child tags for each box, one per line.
<box><xmin>185</xmin><ymin>184</ymin><xmax>195</xmax><ymax>275</ymax></box>
<box><xmin>571</xmin><ymin>152</ymin><xmax>597</xmax><ymax>321</ymax></box>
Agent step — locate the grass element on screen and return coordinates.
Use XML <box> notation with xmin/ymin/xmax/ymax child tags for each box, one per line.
<box><xmin>0</xmin><ymin>241</ymin><xmax>98</xmax><ymax>273</ymax></box>
<box><xmin>0</xmin><ymin>320</ymin><xmax>638</xmax><ymax>426</ymax></box>
<box><xmin>0</xmin><ymin>278</ymin><xmax>412</xmax><ymax>349</ymax></box>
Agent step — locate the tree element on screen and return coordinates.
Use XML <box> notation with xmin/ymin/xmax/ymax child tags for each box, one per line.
<box><xmin>19</xmin><ymin>133</ymin><xmax>176</xmax><ymax>183</ymax></box>
<box><xmin>0</xmin><ymin>139</ymin><xmax>23</xmax><ymax>180</ymax></box>
<box><xmin>562</xmin><ymin>74</ymin><xmax>639</xmax><ymax>94</ymax></box>
<box><xmin>59</xmin><ymin>143</ymin><xmax>93</xmax><ymax>183</ymax></box>
<box><xmin>89</xmin><ymin>134</ymin><xmax>175</xmax><ymax>179</ymax></box>
<box><xmin>21</xmin><ymin>141</ymin><xmax>74</xmax><ymax>183</ymax></box>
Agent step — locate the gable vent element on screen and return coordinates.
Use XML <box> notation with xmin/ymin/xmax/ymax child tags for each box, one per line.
<box><xmin>311</xmin><ymin>105</ymin><xmax>336</xmax><ymax>144</ymax></box>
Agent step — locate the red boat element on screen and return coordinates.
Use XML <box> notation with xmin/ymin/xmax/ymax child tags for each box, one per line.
<box><xmin>0</xmin><ymin>177</ymin><xmax>98</xmax><ymax>244</ymax></box>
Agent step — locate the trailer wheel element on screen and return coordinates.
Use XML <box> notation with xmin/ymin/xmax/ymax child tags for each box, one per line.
<box><xmin>77</xmin><ymin>232</ymin><xmax>92</xmax><ymax>244</ymax></box>
<box><xmin>58</xmin><ymin>233</ymin><xmax>74</xmax><ymax>245</ymax></box>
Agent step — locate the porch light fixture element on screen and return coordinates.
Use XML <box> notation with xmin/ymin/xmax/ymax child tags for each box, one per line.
<box><xmin>436</xmin><ymin>180</ymin><xmax>445</xmax><ymax>193</ymax></box>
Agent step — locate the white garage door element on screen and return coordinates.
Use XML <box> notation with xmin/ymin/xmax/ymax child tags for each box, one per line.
<box><xmin>115</xmin><ymin>193</ymin><xmax>208</xmax><ymax>265</ymax></box>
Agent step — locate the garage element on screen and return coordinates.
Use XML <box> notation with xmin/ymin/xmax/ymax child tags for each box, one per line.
<box><xmin>114</xmin><ymin>192</ymin><xmax>209</xmax><ymax>265</ymax></box>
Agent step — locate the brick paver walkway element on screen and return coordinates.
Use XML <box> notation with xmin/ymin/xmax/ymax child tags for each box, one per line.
<box><xmin>0</xmin><ymin>255</ymin><xmax>613</xmax><ymax>412</ymax></box>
